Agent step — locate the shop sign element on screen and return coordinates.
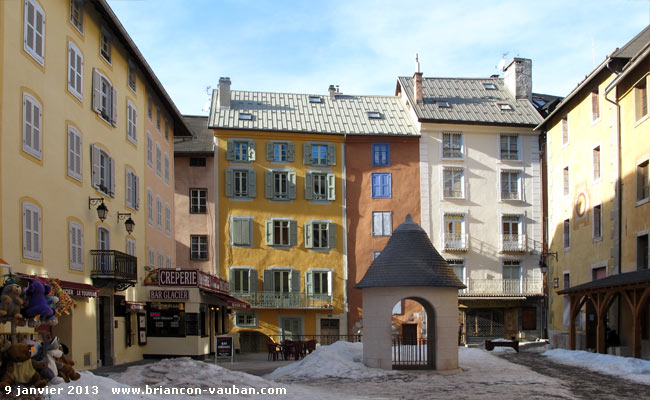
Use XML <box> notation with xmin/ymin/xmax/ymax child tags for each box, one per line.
<box><xmin>149</xmin><ymin>290</ymin><xmax>189</xmax><ymax>300</ymax></box>
<box><xmin>157</xmin><ymin>269</ymin><xmax>228</xmax><ymax>295</ymax></box>
<box><xmin>215</xmin><ymin>336</ymin><xmax>234</xmax><ymax>363</ymax></box>
<box><xmin>62</xmin><ymin>287</ymin><xmax>98</xmax><ymax>298</ymax></box>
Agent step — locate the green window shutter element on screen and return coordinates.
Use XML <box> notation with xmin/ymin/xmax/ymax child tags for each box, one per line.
<box><xmin>265</xmin><ymin>220</ymin><xmax>274</xmax><ymax>245</ymax></box>
<box><xmin>303</xmin><ymin>144</ymin><xmax>312</xmax><ymax>165</ymax></box>
<box><xmin>291</xmin><ymin>270</ymin><xmax>301</xmax><ymax>293</ymax></box>
<box><xmin>231</xmin><ymin>219</ymin><xmax>242</xmax><ymax>245</ymax></box>
<box><xmin>288</xmin><ymin>171</ymin><xmax>297</xmax><ymax>199</ymax></box>
<box><xmin>289</xmin><ymin>220</ymin><xmax>298</xmax><ymax>246</ymax></box>
<box><xmin>328</xmin><ymin>222</ymin><xmax>337</xmax><ymax>249</ymax></box>
<box><xmin>248</xmin><ymin>141</ymin><xmax>256</xmax><ymax>161</ymax></box>
<box><xmin>225</xmin><ymin>169</ymin><xmax>233</xmax><ymax>197</ymax></box>
<box><xmin>266</xmin><ymin>142</ymin><xmax>274</xmax><ymax>161</ymax></box>
<box><xmin>249</xmin><ymin>269</ymin><xmax>258</xmax><ymax>293</ymax></box>
<box><xmin>229</xmin><ymin>268</ymin><xmax>234</xmax><ymax>292</ymax></box>
<box><xmin>304</xmin><ymin>173</ymin><xmax>313</xmax><ymax>200</ymax></box>
<box><xmin>241</xmin><ymin>218</ymin><xmax>251</xmax><ymax>246</ymax></box>
<box><xmin>287</xmin><ymin>143</ymin><xmax>295</xmax><ymax>162</ymax></box>
<box><xmin>327</xmin><ymin>144</ymin><xmax>336</xmax><ymax>166</ymax></box>
<box><xmin>304</xmin><ymin>222</ymin><xmax>313</xmax><ymax>248</ymax></box>
<box><xmin>305</xmin><ymin>272</ymin><xmax>313</xmax><ymax>295</ymax></box>
<box><xmin>327</xmin><ymin>173</ymin><xmax>336</xmax><ymax>201</ymax></box>
<box><xmin>226</xmin><ymin>141</ymin><xmax>234</xmax><ymax>161</ymax></box>
<box><xmin>264</xmin><ymin>171</ymin><xmax>273</xmax><ymax>198</ymax></box>
<box><xmin>263</xmin><ymin>270</ymin><xmax>273</xmax><ymax>292</ymax></box>
<box><xmin>248</xmin><ymin>170</ymin><xmax>257</xmax><ymax>198</ymax></box>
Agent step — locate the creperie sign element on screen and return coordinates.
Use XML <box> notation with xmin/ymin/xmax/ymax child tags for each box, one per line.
<box><xmin>158</xmin><ymin>269</ymin><xmax>228</xmax><ymax>294</ymax></box>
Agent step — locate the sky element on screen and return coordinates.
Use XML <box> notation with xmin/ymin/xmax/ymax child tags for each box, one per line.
<box><xmin>106</xmin><ymin>0</ymin><xmax>650</xmax><ymax>116</ymax></box>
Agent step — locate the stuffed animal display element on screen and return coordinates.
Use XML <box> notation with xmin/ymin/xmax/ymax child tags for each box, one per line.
<box><xmin>32</xmin><ymin>337</ymin><xmax>63</xmax><ymax>382</ymax></box>
<box><xmin>0</xmin><ymin>283</ymin><xmax>24</xmax><ymax>322</ymax></box>
<box><xmin>23</xmin><ymin>281</ymin><xmax>54</xmax><ymax>321</ymax></box>
<box><xmin>55</xmin><ymin>342</ymin><xmax>80</xmax><ymax>382</ymax></box>
<box><xmin>0</xmin><ymin>342</ymin><xmax>47</xmax><ymax>388</ymax></box>
<box><xmin>48</xmin><ymin>279</ymin><xmax>74</xmax><ymax>317</ymax></box>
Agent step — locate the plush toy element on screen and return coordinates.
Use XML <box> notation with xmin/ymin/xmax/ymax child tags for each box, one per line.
<box><xmin>55</xmin><ymin>343</ymin><xmax>79</xmax><ymax>382</ymax></box>
<box><xmin>44</xmin><ymin>295</ymin><xmax>60</xmax><ymax>325</ymax></box>
<box><xmin>23</xmin><ymin>281</ymin><xmax>53</xmax><ymax>321</ymax></box>
<box><xmin>48</xmin><ymin>279</ymin><xmax>74</xmax><ymax>317</ymax></box>
<box><xmin>33</xmin><ymin>337</ymin><xmax>62</xmax><ymax>382</ymax></box>
<box><xmin>0</xmin><ymin>342</ymin><xmax>47</xmax><ymax>388</ymax></box>
<box><xmin>0</xmin><ymin>283</ymin><xmax>24</xmax><ymax>322</ymax></box>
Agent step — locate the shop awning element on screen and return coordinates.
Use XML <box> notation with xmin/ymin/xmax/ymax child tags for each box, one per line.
<box><xmin>0</xmin><ymin>259</ymin><xmax>11</xmax><ymax>268</ymax></box>
<box><xmin>14</xmin><ymin>273</ymin><xmax>98</xmax><ymax>298</ymax></box>
<box><xmin>212</xmin><ymin>293</ymin><xmax>250</xmax><ymax>309</ymax></box>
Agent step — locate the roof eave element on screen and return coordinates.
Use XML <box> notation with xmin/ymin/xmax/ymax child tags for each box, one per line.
<box><xmin>418</xmin><ymin>118</ymin><xmax>539</xmax><ymax>129</ymax></box>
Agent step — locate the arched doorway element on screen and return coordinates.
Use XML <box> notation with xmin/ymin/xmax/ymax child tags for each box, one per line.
<box><xmin>239</xmin><ymin>330</ymin><xmax>273</xmax><ymax>353</ymax></box>
<box><xmin>391</xmin><ymin>297</ymin><xmax>435</xmax><ymax>369</ymax></box>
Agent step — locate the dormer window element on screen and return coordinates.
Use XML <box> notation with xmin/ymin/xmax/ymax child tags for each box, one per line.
<box><xmin>239</xmin><ymin>113</ymin><xmax>253</xmax><ymax>121</ymax></box>
<box><xmin>438</xmin><ymin>102</ymin><xmax>451</xmax><ymax>108</ymax></box>
<box><xmin>483</xmin><ymin>83</ymin><xmax>497</xmax><ymax>90</ymax></box>
<box><xmin>309</xmin><ymin>96</ymin><xmax>323</xmax><ymax>104</ymax></box>
<box><xmin>368</xmin><ymin>112</ymin><xmax>381</xmax><ymax>119</ymax></box>
<box><xmin>498</xmin><ymin>103</ymin><xmax>513</xmax><ymax>111</ymax></box>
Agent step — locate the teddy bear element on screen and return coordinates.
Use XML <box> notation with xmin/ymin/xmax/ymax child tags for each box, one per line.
<box><xmin>48</xmin><ymin>279</ymin><xmax>74</xmax><ymax>317</ymax></box>
<box><xmin>0</xmin><ymin>283</ymin><xmax>24</xmax><ymax>322</ymax></box>
<box><xmin>55</xmin><ymin>343</ymin><xmax>80</xmax><ymax>382</ymax></box>
<box><xmin>0</xmin><ymin>342</ymin><xmax>48</xmax><ymax>388</ymax></box>
<box><xmin>32</xmin><ymin>337</ymin><xmax>63</xmax><ymax>382</ymax></box>
<box><xmin>23</xmin><ymin>280</ymin><xmax>53</xmax><ymax>322</ymax></box>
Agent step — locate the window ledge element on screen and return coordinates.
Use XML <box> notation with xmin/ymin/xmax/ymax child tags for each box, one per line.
<box><xmin>636</xmin><ymin>198</ymin><xmax>650</xmax><ymax>207</ymax></box>
<box><xmin>496</xmin><ymin>159</ymin><xmax>522</xmax><ymax>164</ymax></box>
<box><xmin>591</xmin><ymin>117</ymin><xmax>601</xmax><ymax>126</ymax></box>
<box><xmin>592</xmin><ymin>236</ymin><xmax>603</xmax><ymax>243</ymax></box>
<box><xmin>440</xmin><ymin>157</ymin><xmax>464</xmax><ymax>162</ymax></box>
<box><xmin>592</xmin><ymin>178</ymin><xmax>602</xmax><ymax>185</ymax></box>
<box><xmin>228</xmin><ymin>197</ymin><xmax>254</xmax><ymax>202</ymax></box>
<box><xmin>309</xmin><ymin>200</ymin><xmax>332</xmax><ymax>205</ymax></box>
<box><xmin>308</xmin><ymin>248</ymin><xmax>332</xmax><ymax>253</ymax></box>
<box><xmin>270</xmin><ymin>199</ymin><xmax>294</xmax><ymax>203</ymax></box>
<box><xmin>635</xmin><ymin>114</ymin><xmax>649</xmax><ymax>127</ymax></box>
<box><xmin>563</xmin><ymin>246</ymin><xmax>571</xmax><ymax>252</ymax></box>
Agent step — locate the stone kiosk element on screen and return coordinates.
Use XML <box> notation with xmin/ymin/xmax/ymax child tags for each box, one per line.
<box><xmin>356</xmin><ymin>215</ymin><xmax>465</xmax><ymax>370</ymax></box>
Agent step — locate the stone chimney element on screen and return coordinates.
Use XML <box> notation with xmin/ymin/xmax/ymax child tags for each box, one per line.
<box><xmin>218</xmin><ymin>77</ymin><xmax>231</xmax><ymax>108</ymax></box>
<box><xmin>328</xmin><ymin>85</ymin><xmax>337</xmax><ymax>99</ymax></box>
<box><xmin>413</xmin><ymin>54</ymin><xmax>423</xmax><ymax>104</ymax></box>
<box><xmin>503</xmin><ymin>58</ymin><xmax>532</xmax><ymax>101</ymax></box>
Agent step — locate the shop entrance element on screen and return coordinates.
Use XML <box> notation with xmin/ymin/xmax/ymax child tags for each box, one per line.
<box><xmin>320</xmin><ymin>319</ymin><xmax>340</xmax><ymax>344</ymax></box>
<box><xmin>98</xmin><ymin>296</ymin><xmax>114</xmax><ymax>366</ymax></box>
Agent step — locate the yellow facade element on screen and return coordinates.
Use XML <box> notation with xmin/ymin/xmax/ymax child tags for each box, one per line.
<box><xmin>545</xmin><ymin>69</ymin><xmax>618</xmax><ymax>342</ymax></box>
<box><xmin>0</xmin><ymin>0</ymin><xmax>186</xmax><ymax>367</ymax></box>
<box><xmin>214</xmin><ymin>130</ymin><xmax>347</xmax><ymax>347</ymax></box>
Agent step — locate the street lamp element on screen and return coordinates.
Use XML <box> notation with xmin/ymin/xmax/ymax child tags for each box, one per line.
<box><xmin>89</xmin><ymin>197</ymin><xmax>108</xmax><ymax>222</ymax></box>
<box><xmin>117</xmin><ymin>212</ymin><xmax>135</xmax><ymax>234</ymax></box>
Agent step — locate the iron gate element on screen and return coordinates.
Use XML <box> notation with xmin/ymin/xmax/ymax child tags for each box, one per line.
<box><xmin>465</xmin><ymin>309</ymin><xmax>504</xmax><ymax>338</ymax></box>
<box><xmin>391</xmin><ymin>336</ymin><xmax>432</xmax><ymax>369</ymax></box>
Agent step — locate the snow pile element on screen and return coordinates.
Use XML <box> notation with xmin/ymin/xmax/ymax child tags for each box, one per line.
<box><xmin>266</xmin><ymin>341</ymin><xmax>398</xmax><ymax>381</ymax></box>
<box><xmin>543</xmin><ymin>349</ymin><xmax>650</xmax><ymax>385</ymax></box>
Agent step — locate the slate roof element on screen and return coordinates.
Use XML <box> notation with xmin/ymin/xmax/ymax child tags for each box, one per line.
<box><xmin>397</xmin><ymin>76</ymin><xmax>543</xmax><ymax>127</ymax></box>
<box><xmin>611</xmin><ymin>25</ymin><xmax>650</xmax><ymax>59</ymax></box>
<box><xmin>208</xmin><ymin>90</ymin><xmax>419</xmax><ymax>137</ymax></box>
<box><xmin>175</xmin><ymin>116</ymin><xmax>214</xmax><ymax>154</ymax></box>
<box><xmin>356</xmin><ymin>215</ymin><xmax>466</xmax><ymax>289</ymax></box>
<box><xmin>558</xmin><ymin>269</ymin><xmax>650</xmax><ymax>295</ymax></box>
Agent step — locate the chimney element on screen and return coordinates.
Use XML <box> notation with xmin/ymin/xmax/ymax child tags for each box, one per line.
<box><xmin>503</xmin><ymin>58</ymin><xmax>532</xmax><ymax>101</ymax></box>
<box><xmin>218</xmin><ymin>77</ymin><xmax>231</xmax><ymax>108</ymax></box>
<box><xmin>413</xmin><ymin>53</ymin><xmax>423</xmax><ymax>104</ymax></box>
<box><xmin>328</xmin><ymin>84</ymin><xmax>337</xmax><ymax>99</ymax></box>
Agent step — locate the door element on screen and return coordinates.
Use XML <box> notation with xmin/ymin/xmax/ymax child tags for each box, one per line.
<box><xmin>320</xmin><ymin>319</ymin><xmax>340</xmax><ymax>345</ymax></box>
<box><xmin>402</xmin><ymin>323</ymin><xmax>418</xmax><ymax>345</ymax></box>
<box><xmin>97</xmin><ymin>227</ymin><xmax>110</xmax><ymax>273</ymax></box>
<box><xmin>586</xmin><ymin>301</ymin><xmax>597</xmax><ymax>350</ymax></box>
<box><xmin>280</xmin><ymin>317</ymin><xmax>302</xmax><ymax>341</ymax></box>
<box><xmin>504</xmin><ymin>308</ymin><xmax>518</xmax><ymax>339</ymax></box>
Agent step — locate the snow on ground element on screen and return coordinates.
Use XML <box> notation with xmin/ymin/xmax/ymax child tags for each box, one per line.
<box><xmin>543</xmin><ymin>349</ymin><xmax>650</xmax><ymax>385</ymax></box>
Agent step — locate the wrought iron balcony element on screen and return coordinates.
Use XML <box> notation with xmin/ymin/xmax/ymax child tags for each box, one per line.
<box><xmin>232</xmin><ymin>291</ymin><xmax>333</xmax><ymax>309</ymax></box>
<box><xmin>459</xmin><ymin>278</ymin><xmax>542</xmax><ymax>296</ymax></box>
<box><xmin>90</xmin><ymin>250</ymin><xmax>137</xmax><ymax>291</ymax></box>
<box><xmin>500</xmin><ymin>190</ymin><xmax>521</xmax><ymax>200</ymax></box>
<box><xmin>500</xmin><ymin>234</ymin><xmax>527</xmax><ymax>252</ymax></box>
<box><xmin>443</xmin><ymin>233</ymin><xmax>468</xmax><ymax>251</ymax></box>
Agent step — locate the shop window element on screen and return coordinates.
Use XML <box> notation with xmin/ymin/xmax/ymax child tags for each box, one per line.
<box><xmin>147</xmin><ymin>302</ymin><xmax>185</xmax><ymax>337</ymax></box>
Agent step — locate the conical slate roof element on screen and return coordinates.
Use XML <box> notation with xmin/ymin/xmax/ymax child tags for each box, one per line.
<box><xmin>356</xmin><ymin>215</ymin><xmax>466</xmax><ymax>289</ymax></box>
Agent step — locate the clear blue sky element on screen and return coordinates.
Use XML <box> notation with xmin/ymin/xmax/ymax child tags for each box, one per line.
<box><xmin>107</xmin><ymin>0</ymin><xmax>650</xmax><ymax>115</ymax></box>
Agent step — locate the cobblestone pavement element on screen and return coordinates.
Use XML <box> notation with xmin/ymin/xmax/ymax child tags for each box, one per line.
<box><xmin>498</xmin><ymin>349</ymin><xmax>650</xmax><ymax>400</ymax></box>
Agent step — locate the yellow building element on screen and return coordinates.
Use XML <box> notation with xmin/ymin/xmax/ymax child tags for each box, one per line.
<box><xmin>538</xmin><ymin>26</ymin><xmax>650</xmax><ymax>358</ymax></box>
<box><xmin>0</xmin><ymin>0</ymin><xmax>191</xmax><ymax>368</ymax></box>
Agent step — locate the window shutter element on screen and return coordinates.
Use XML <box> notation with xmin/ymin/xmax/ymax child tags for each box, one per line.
<box><xmin>265</xmin><ymin>220</ymin><xmax>274</xmax><ymax>245</ymax></box>
<box><xmin>303</xmin><ymin>144</ymin><xmax>312</xmax><ymax>165</ymax></box>
<box><xmin>23</xmin><ymin>205</ymin><xmax>31</xmax><ymax>255</ymax></box>
<box><xmin>248</xmin><ymin>170</ymin><xmax>257</xmax><ymax>198</ymax></box>
<box><xmin>263</xmin><ymin>270</ymin><xmax>273</xmax><ymax>292</ymax></box>
<box><xmin>226</xmin><ymin>141</ymin><xmax>234</xmax><ymax>161</ymax></box>
<box><xmin>92</xmin><ymin>69</ymin><xmax>101</xmax><ymax>113</ymax></box>
<box><xmin>289</xmin><ymin>220</ymin><xmax>298</xmax><ymax>246</ymax></box>
<box><xmin>327</xmin><ymin>144</ymin><xmax>336</xmax><ymax>165</ymax></box>
<box><xmin>241</xmin><ymin>218</ymin><xmax>251</xmax><ymax>246</ymax></box>
<box><xmin>287</xmin><ymin>143</ymin><xmax>295</xmax><ymax>162</ymax></box>
<box><xmin>304</xmin><ymin>222</ymin><xmax>313</xmax><ymax>249</ymax></box>
<box><xmin>69</xmin><ymin>224</ymin><xmax>76</xmax><ymax>265</ymax></box>
<box><xmin>231</xmin><ymin>219</ymin><xmax>242</xmax><ymax>245</ymax></box>
<box><xmin>291</xmin><ymin>270</ymin><xmax>300</xmax><ymax>293</ymax></box>
<box><xmin>327</xmin><ymin>173</ymin><xmax>336</xmax><ymax>201</ymax></box>
<box><xmin>111</xmin><ymin>87</ymin><xmax>118</xmax><ymax>126</ymax></box>
<box><xmin>91</xmin><ymin>144</ymin><xmax>100</xmax><ymax>188</ymax></box>
<box><xmin>225</xmin><ymin>169</ymin><xmax>233</xmax><ymax>197</ymax></box>
<box><xmin>327</xmin><ymin>271</ymin><xmax>332</xmax><ymax>295</ymax></box>
<box><xmin>264</xmin><ymin>171</ymin><xmax>273</xmax><ymax>199</ymax></box>
<box><xmin>248</xmin><ymin>141</ymin><xmax>256</xmax><ymax>161</ymax></box>
<box><xmin>228</xmin><ymin>268</ymin><xmax>234</xmax><ymax>292</ymax></box>
<box><xmin>304</xmin><ymin>173</ymin><xmax>313</xmax><ymax>200</ymax></box>
<box><xmin>266</xmin><ymin>142</ymin><xmax>274</xmax><ymax>161</ymax></box>
<box><xmin>249</xmin><ymin>269</ymin><xmax>258</xmax><ymax>293</ymax></box>
<box><xmin>125</xmin><ymin>169</ymin><xmax>132</xmax><ymax>208</ymax></box>
<box><xmin>33</xmin><ymin>207</ymin><xmax>41</xmax><ymax>256</ymax></box>
<box><xmin>288</xmin><ymin>172</ymin><xmax>297</xmax><ymax>199</ymax></box>
<box><xmin>135</xmin><ymin>175</ymin><xmax>140</xmax><ymax>210</ymax></box>
<box><xmin>384</xmin><ymin>213</ymin><xmax>392</xmax><ymax>235</ymax></box>
<box><xmin>109</xmin><ymin>156</ymin><xmax>116</xmax><ymax>196</ymax></box>
<box><xmin>305</xmin><ymin>272</ymin><xmax>313</xmax><ymax>295</ymax></box>
<box><xmin>328</xmin><ymin>223</ymin><xmax>337</xmax><ymax>249</ymax></box>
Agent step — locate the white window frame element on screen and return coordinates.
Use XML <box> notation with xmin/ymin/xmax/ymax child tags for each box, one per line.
<box><xmin>190</xmin><ymin>235</ymin><xmax>208</xmax><ymax>260</ymax></box>
<box><xmin>501</xmin><ymin>214</ymin><xmax>524</xmax><ymax>251</ymax></box>
<box><xmin>127</xmin><ymin>100</ymin><xmax>137</xmax><ymax>145</ymax></box>
<box><xmin>147</xmin><ymin>188</ymin><xmax>153</xmax><ymax>226</ymax></box>
<box><xmin>69</xmin><ymin>221</ymin><xmax>83</xmax><ymax>271</ymax></box>
<box><xmin>499</xmin><ymin>134</ymin><xmax>520</xmax><ymax>161</ymax></box>
<box><xmin>230</xmin><ymin>216</ymin><xmax>253</xmax><ymax>248</ymax></box>
<box><xmin>593</xmin><ymin>204</ymin><xmax>603</xmax><ymax>241</ymax></box>
<box><xmin>92</xmin><ymin>69</ymin><xmax>116</xmax><ymax>125</ymax></box>
<box><xmin>99</xmin><ymin>27</ymin><xmax>111</xmax><ymax>65</ymax></box>
<box><xmin>446</xmin><ymin>259</ymin><xmax>465</xmax><ymax>283</ymax></box>
<box><xmin>22</xmin><ymin>202</ymin><xmax>42</xmax><ymax>261</ymax></box>
<box><xmin>126</xmin><ymin>237</ymin><xmax>136</xmax><ymax>257</ymax></box>
<box><xmin>91</xmin><ymin>144</ymin><xmax>114</xmax><ymax>196</ymax></box>
<box><xmin>146</xmin><ymin>132</ymin><xmax>153</xmax><ymax>167</ymax></box>
<box><xmin>148</xmin><ymin>247</ymin><xmax>154</xmax><ymax>267</ymax></box>
<box><xmin>442</xmin><ymin>132</ymin><xmax>463</xmax><ymax>159</ymax></box>
<box><xmin>502</xmin><ymin>260</ymin><xmax>522</xmax><ymax>281</ymax></box>
<box><xmin>561</xmin><ymin>116</ymin><xmax>569</xmax><ymax>146</ymax></box>
<box><xmin>592</xmin><ymin>145</ymin><xmax>601</xmax><ymax>183</ymax></box>
<box><xmin>166</xmin><ymin>256</ymin><xmax>172</xmax><ymax>269</ymax></box>
<box><xmin>230</xmin><ymin>267</ymin><xmax>253</xmax><ymax>293</ymax></box>
<box><xmin>372</xmin><ymin>211</ymin><xmax>392</xmax><ymax>237</ymax></box>
<box><xmin>442</xmin><ymin>167</ymin><xmax>464</xmax><ymax>199</ymax></box>
<box><xmin>125</xmin><ymin>168</ymin><xmax>139</xmax><ymax>210</ymax></box>
<box><xmin>637</xmin><ymin>159</ymin><xmax>650</xmax><ymax>205</ymax></box>
<box><xmin>67</xmin><ymin>41</ymin><xmax>83</xmax><ymax>100</ymax></box>
<box><xmin>165</xmin><ymin>203</ymin><xmax>171</xmax><ymax>235</ymax></box>
<box><xmin>69</xmin><ymin>0</ymin><xmax>84</xmax><ymax>34</ymax></box>
<box><xmin>563</xmin><ymin>218</ymin><xmax>571</xmax><ymax>250</ymax></box>
<box><xmin>443</xmin><ymin>213</ymin><xmax>466</xmax><ymax>250</ymax></box>
<box><xmin>635</xmin><ymin>78</ymin><xmax>648</xmax><ymax>123</ymax></box>
<box><xmin>22</xmin><ymin>93</ymin><xmax>42</xmax><ymax>160</ymax></box>
<box><xmin>156</xmin><ymin>195</ymin><xmax>162</xmax><ymax>231</ymax></box>
<box><xmin>24</xmin><ymin>0</ymin><xmax>45</xmax><ymax>65</ymax></box>
<box><xmin>591</xmin><ymin>89</ymin><xmax>601</xmax><ymax>123</ymax></box>
<box><xmin>234</xmin><ymin>311</ymin><xmax>258</xmax><ymax>328</ymax></box>
<box><xmin>190</xmin><ymin>188</ymin><xmax>207</xmax><ymax>213</ymax></box>
<box><xmin>157</xmin><ymin>252</ymin><xmax>164</xmax><ymax>269</ymax></box>
<box><xmin>306</xmin><ymin>269</ymin><xmax>332</xmax><ymax>297</ymax></box>
<box><xmin>500</xmin><ymin>169</ymin><xmax>522</xmax><ymax>201</ymax></box>
<box><xmin>563</xmin><ymin>165</ymin><xmax>570</xmax><ymax>197</ymax></box>
<box><xmin>128</xmin><ymin>60</ymin><xmax>136</xmax><ymax>93</ymax></box>
<box><xmin>67</xmin><ymin>125</ymin><xmax>82</xmax><ymax>181</ymax></box>
<box><xmin>311</xmin><ymin>222</ymin><xmax>330</xmax><ymax>249</ymax></box>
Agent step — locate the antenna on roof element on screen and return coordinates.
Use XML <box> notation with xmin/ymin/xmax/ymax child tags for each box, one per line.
<box><xmin>415</xmin><ymin>53</ymin><xmax>421</xmax><ymax>73</ymax></box>
<box><xmin>496</xmin><ymin>52</ymin><xmax>508</xmax><ymax>71</ymax></box>
<box><xmin>201</xmin><ymin>85</ymin><xmax>212</xmax><ymax>113</ymax></box>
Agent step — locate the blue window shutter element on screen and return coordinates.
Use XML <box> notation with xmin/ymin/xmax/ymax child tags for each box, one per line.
<box><xmin>387</xmin><ymin>173</ymin><xmax>392</xmax><ymax>198</ymax></box>
<box><xmin>371</xmin><ymin>174</ymin><xmax>378</xmax><ymax>197</ymax></box>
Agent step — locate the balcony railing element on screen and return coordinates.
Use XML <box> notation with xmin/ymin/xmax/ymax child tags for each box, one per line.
<box><xmin>90</xmin><ymin>250</ymin><xmax>137</xmax><ymax>286</ymax></box>
<box><xmin>443</xmin><ymin>233</ymin><xmax>468</xmax><ymax>251</ymax></box>
<box><xmin>500</xmin><ymin>234</ymin><xmax>527</xmax><ymax>252</ymax></box>
<box><xmin>232</xmin><ymin>291</ymin><xmax>333</xmax><ymax>309</ymax></box>
<box><xmin>500</xmin><ymin>191</ymin><xmax>520</xmax><ymax>200</ymax></box>
<box><xmin>459</xmin><ymin>278</ymin><xmax>542</xmax><ymax>296</ymax></box>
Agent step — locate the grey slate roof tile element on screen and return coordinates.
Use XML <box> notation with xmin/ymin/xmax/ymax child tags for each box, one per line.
<box><xmin>175</xmin><ymin>116</ymin><xmax>214</xmax><ymax>154</ymax></box>
<box><xmin>558</xmin><ymin>269</ymin><xmax>650</xmax><ymax>294</ymax></box>
<box><xmin>356</xmin><ymin>215</ymin><xmax>466</xmax><ymax>289</ymax></box>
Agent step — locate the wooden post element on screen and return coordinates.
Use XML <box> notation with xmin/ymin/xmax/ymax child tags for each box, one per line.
<box><xmin>596</xmin><ymin>312</ymin><xmax>606</xmax><ymax>354</ymax></box>
<box><xmin>569</xmin><ymin>296</ymin><xmax>576</xmax><ymax>350</ymax></box>
<box><xmin>632</xmin><ymin>314</ymin><xmax>641</xmax><ymax>358</ymax></box>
